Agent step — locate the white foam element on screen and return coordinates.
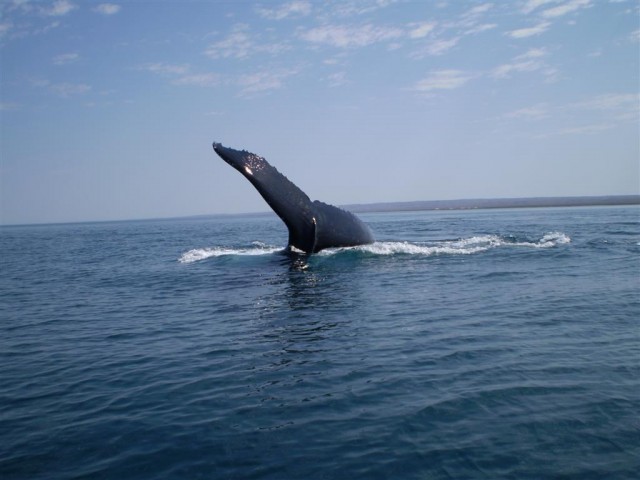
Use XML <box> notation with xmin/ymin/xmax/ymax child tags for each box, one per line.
<box><xmin>540</xmin><ymin>232</ymin><xmax>571</xmax><ymax>245</ymax></box>
<box><xmin>512</xmin><ymin>232</ymin><xmax>571</xmax><ymax>248</ymax></box>
<box><xmin>319</xmin><ymin>233</ymin><xmax>570</xmax><ymax>257</ymax></box>
<box><xmin>179</xmin><ymin>233</ymin><xmax>570</xmax><ymax>262</ymax></box>
<box><xmin>179</xmin><ymin>243</ymin><xmax>281</xmax><ymax>264</ymax></box>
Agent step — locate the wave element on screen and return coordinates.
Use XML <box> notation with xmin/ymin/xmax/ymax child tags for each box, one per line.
<box><xmin>321</xmin><ymin>232</ymin><xmax>571</xmax><ymax>256</ymax></box>
<box><xmin>179</xmin><ymin>233</ymin><xmax>570</xmax><ymax>263</ymax></box>
<box><xmin>179</xmin><ymin>242</ymin><xmax>282</xmax><ymax>264</ymax></box>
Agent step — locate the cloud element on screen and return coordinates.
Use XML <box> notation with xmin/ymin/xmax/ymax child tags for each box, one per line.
<box><xmin>139</xmin><ymin>59</ymin><xmax>297</xmax><ymax>95</ymax></box>
<box><xmin>531</xmin><ymin>92</ymin><xmax>638</xmax><ymax>137</ymax></box>
<box><xmin>327</xmin><ymin>71</ymin><xmax>348</xmax><ymax>87</ymax></box>
<box><xmin>50</xmin><ymin>82</ymin><xmax>91</xmax><ymax>97</ymax></box>
<box><xmin>504</xmin><ymin>103</ymin><xmax>550</xmax><ymax>119</ymax></box>
<box><xmin>411</xmin><ymin>36</ymin><xmax>460</xmax><ymax>57</ymax></box>
<box><xmin>0</xmin><ymin>22</ymin><xmax>12</xmax><ymax>37</ymax></box>
<box><xmin>564</xmin><ymin>93</ymin><xmax>640</xmax><ymax>126</ymax></box>
<box><xmin>94</xmin><ymin>3</ymin><xmax>121</xmax><ymax>15</ymax></box>
<box><xmin>455</xmin><ymin>2</ymin><xmax>494</xmax><ymax>30</ymax></box>
<box><xmin>491</xmin><ymin>48</ymin><xmax>552</xmax><ymax>78</ymax></box>
<box><xmin>464</xmin><ymin>23</ymin><xmax>497</xmax><ymax>35</ymax></box>
<box><xmin>630</xmin><ymin>29</ymin><xmax>640</xmax><ymax>42</ymax></box>
<box><xmin>299</xmin><ymin>23</ymin><xmax>403</xmax><ymax>48</ymax></box>
<box><xmin>237</xmin><ymin>68</ymin><xmax>299</xmax><ymax>95</ymax></box>
<box><xmin>571</xmin><ymin>93</ymin><xmax>639</xmax><ymax>113</ymax></box>
<box><xmin>173</xmin><ymin>73</ymin><xmax>220</xmax><ymax>87</ymax></box>
<box><xmin>140</xmin><ymin>62</ymin><xmax>190</xmax><ymax>75</ymax></box>
<box><xmin>328</xmin><ymin>0</ymin><xmax>400</xmax><ymax>17</ymax></box>
<box><xmin>140</xmin><ymin>62</ymin><xmax>221</xmax><ymax>88</ymax></box>
<box><xmin>507</xmin><ymin>21</ymin><xmax>551</xmax><ymax>38</ymax></box>
<box><xmin>43</xmin><ymin>0</ymin><xmax>76</xmax><ymax>17</ymax></box>
<box><xmin>29</xmin><ymin>78</ymin><xmax>91</xmax><ymax>97</ymax></box>
<box><xmin>541</xmin><ymin>0</ymin><xmax>592</xmax><ymax>18</ymax></box>
<box><xmin>5</xmin><ymin>0</ymin><xmax>32</xmax><ymax>13</ymax></box>
<box><xmin>463</xmin><ymin>3</ymin><xmax>494</xmax><ymax>17</ymax></box>
<box><xmin>205</xmin><ymin>24</ymin><xmax>252</xmax><ymax>59</ymax></box>
<box><xmin>408</xmin><ymin>21</ymin><xmax>436</xmax><ymax>39</ymax></box>
<box><xmin>52</xmin><ymin>52</ymin><xmax>79</xmax><ymax>65</ymax></box>
<box><xmin>412</xmin><ymin>70</ymin><xmax>472</xmax><ymax>93</ymax></box>
<box><xmin>205</xmin><ymin>24</ymin><xmax>289</xmax><ymax>59</ymax></box>
<box><xmin>553</xmin><ymin>123</ymin><xmax>614</xmax><ymax>135</ymax></box>
<box><xmin>257</xmin><ymin>1</ymin><xmax>311</xmax><ymax>20</ymax></box>
<box><xmin>426</xmin><ymin>37</ymin><xmax>460</xmax><ymax>55</ymax></box>
<box><xmin>521</xmin><ymin>0</ymin><xmax>558</xmax><ymax>14</ymax></box>
<box><xmin>0</xmin><ymin>102</ymin><xmax>20</xmax><ymax>111</ymax></box>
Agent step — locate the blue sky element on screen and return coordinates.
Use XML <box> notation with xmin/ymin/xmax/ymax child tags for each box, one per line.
<box><xmin>1</xmin><ymin>0</ymin><xmax>638</xmax><ymax>224</ymax></box>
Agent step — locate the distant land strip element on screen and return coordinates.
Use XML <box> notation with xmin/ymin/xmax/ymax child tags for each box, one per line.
<box><xmin>342</xmin><ymin>195</ymin><xmax>640</xmax><ymax>213</ymax></box>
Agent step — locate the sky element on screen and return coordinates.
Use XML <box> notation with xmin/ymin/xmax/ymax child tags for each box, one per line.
<box><xmin>0</xmin><ymin>0</ymin><xmax>638</xmax><ymax>225</ymax></box>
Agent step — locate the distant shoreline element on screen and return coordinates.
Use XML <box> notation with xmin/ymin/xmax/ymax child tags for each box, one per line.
<box><xmin>2</xmin><ymin>195</ymin><xmax>638</xmax><ymax>227</ymax></box>
<box><xmin>343</xmin><ymin>195</ymin><xmax>640</xmax><ymax>214</ymax></box>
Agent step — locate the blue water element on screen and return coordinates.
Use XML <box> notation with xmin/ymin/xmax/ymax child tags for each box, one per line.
<box><xmin>1</xmin><ymin>206</ymin><xmax>638</xmax><ymax>479</ymax></box>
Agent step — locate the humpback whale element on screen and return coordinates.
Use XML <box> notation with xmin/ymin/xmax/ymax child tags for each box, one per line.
<box><xmin>213</xmin><ymin>142</ymin><xmax>374</xmax><ymax>253</ymax></box>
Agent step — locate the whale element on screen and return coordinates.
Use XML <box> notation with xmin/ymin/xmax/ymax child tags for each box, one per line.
<box><xmin>213</xmin><ymin>142</ymin><xmax>374</xmax><ymax>253</ymax></box>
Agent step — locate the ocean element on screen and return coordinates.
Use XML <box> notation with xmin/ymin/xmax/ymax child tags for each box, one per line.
<box><xmin>1</xmin><ymin>206</ymin><xmax>638</xmax><ymax>479</ymax></box>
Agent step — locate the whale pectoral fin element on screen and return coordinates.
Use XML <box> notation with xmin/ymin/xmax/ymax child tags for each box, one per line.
<box><xmin>214</xmin><ymin>142</ymin><xmax>374</xmax><ymax>254</ymax></box>
<box><xmin>213</xmin><ymin>142</ymin><xmax>316</xmax><ymax>252</ymax></box>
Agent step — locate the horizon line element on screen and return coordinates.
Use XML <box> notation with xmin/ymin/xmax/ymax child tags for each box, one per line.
<box><xmin>2</xmin><ymin>194</ymin><xmax>639</xmax><ymax>228</ymax></box>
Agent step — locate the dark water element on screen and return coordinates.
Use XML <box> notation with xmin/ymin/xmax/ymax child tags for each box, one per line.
<box><xmin>1</xmin><ymin>206</ymin><xmax>639</xmax><ymax>479</ymax></box>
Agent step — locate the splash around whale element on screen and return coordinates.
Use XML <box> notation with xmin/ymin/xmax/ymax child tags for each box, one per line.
<box><xmin>213</xmin><ymin>142</ymin><xmax>375</xmax><ymax>254</ymax></box>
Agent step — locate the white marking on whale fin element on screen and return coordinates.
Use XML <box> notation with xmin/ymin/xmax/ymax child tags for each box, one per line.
<box><xmin>244</xmin><ymin>166</ymin><xmax>253</xmax><ymax>175</ymax></box>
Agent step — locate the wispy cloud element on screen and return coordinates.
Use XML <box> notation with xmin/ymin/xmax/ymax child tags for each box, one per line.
<box><xmin>412</xmin><ymin>70</ymin><xmax>473</xmax><ymax>93</ymax></box>
<box><xmin>94</xmin><ymin>3</ymin><xmax>121</xmax><ymax>15</ymax></box>
<box><xmin>491</xmin><ymin>48</ymin><xmax>555</xmax><ymax>79</ymax></box>
<box><xmin>42</xmin><ymin>0</ymin><xmax>76</xmax><ymax>17</ymax></box>
<box><xmin>528</xmin><ymin>92</ymin><xmax>638</xmax><ymax>137</ymax></box>
<box><xmin>327</xmin><ymin>0</ymin><xmax>400</xmax><ymax>17</ymax></box>
<box><xmin>237</xmin><ymin>68</ymin><xmax>299</xmax><ymax>96</ymax></box>
<box><xmin>52</xmin><ymin>52</ymin><xmax>79</xmax><ymax>65</ymax></box>
<box><xmin>521</xmin><ymin>0</ymin><xmax>559</xmax><ymax>14</ymax></box>
<box><xmin>139</xmin><ymin>59</ymin><xmax>298</xmax><ymax>96</ymax></box>
<box><xmin>173</xmin><ymin>73</ymin><xmax>220</xmax><ymax>88</ymax></box>
<box><xmin>407</xmin><ymin>21</ymin><xmax>436</xmax><ymax>39</ymax></box>
<box><xmin>327</xmin><ymin>71</ymin><xmax>348</xmax><ymax>87</ymax></box>
<box><xmin>464</xmin><ymin>23</ymin><xmax>497</xmax><ymax>35</ymax></box>
<box><xmin>454</xmin><ymin>2</ymin><xmax>495</xmax><ymax>32</ymax></box>
<box><xmin>549</xmin><ymin>123</ymin><xmax>615</xmax><ymax>136</ymax></box>
<box><xmin>140</xmin><ymin>63</ymin><xmax>220</xmax><ymax>87</ymax></box>
<box><xmin>0</xmin><ymin>21</ymin><xmax>13</xmax><ymax>37</ymax></box>
<box><xmin>570</xmin><ymin>93</ymin><xmax>639</xmax><ymax>121</ymax></box>
<box><xmin>205</xmin><ymin>24</ymin><xmax>289</xmax><ymax>59</ymax></box>
<box><xmin>504</xmin><ymin>103</ymin><xmax>550</xmax><ymax>119</ymax></box>
<box><xmin>257</xmin><ymin>1</ymin><xmax>311</xmax><ymax>20</ymax></box>
<box><xmin>140</xmin><ymin>62</ymin><xmax>190</xmax><ymax>75</ymax></box>
<box><xmin>412</xmin><ymin>37</ymin><xmax>460</xmax><ymax>57</ymax></box>
<box><xmin>5</xmin><ymin>0</ymin><xmax>33</xmax><ymax>14</ymax></box>
<box><xmin>50</xmin><ymin>82</ymin><xmax>91</xmax><ymax>97</ymax></box>
<box><xmin>0</xmin><ymin>102</ymin><xmax>20</xmax><ymax>111</ymax></box>
<box><xmin>30</xmin><ymin>77</ymin><xmax>91</xmax><ymax>97</ymax></box>
<box><xmin>541</xmin><ymin>0</ymin><xmax>592</xmax><ymax>18</ymax></box>
<box><xmin>205</xmin><ymin>24</ymin><xmax>253</xmax><ymax>59</ymax></box>
<box><xmin>507</xmin><ymin>21</ymin><xmax>551</xmax><ymax>38</ymax></box>
<box><xmin>465</xmin><ymin>3</ymin><xmax>493</xmax><ymax>17</ymax></box>
<box><xmin>299</xmin><ymin>23</ymin><xmax>403</xmax><ymax>48</ymax></box>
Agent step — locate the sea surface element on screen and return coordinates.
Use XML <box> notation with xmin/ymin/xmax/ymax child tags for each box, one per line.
<box><xmin>1</xmin><ymin>206</ymin><xmax>638</xmax><ymax>479</ymax></box>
